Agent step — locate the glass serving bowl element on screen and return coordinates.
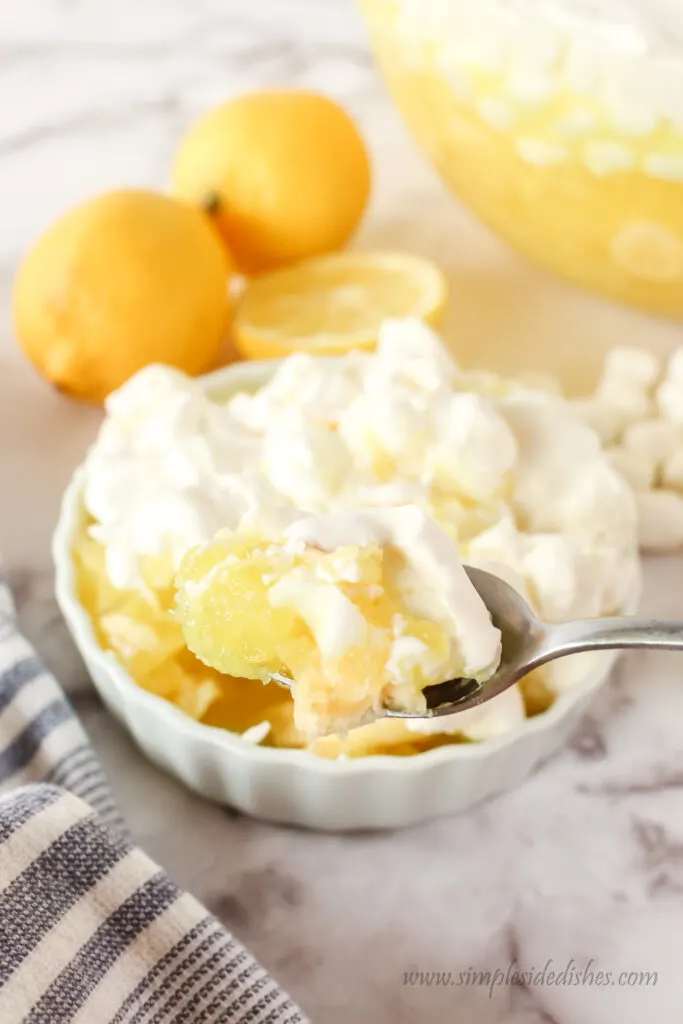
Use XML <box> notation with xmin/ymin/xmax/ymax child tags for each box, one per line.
<box><xmin>359</xmin><ymin>0</ymin><xmax>683</xmax><ymax>319</ymax></box>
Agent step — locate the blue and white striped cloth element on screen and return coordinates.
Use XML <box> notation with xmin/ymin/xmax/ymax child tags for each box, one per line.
<box><xmin>0</xmin><ymin>576</ymin><xmax>306</xmax><ymax>1023</ymax></box>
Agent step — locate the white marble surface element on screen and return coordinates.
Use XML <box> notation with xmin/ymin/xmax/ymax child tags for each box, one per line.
<box><xmin>3</xmin><ymin>1</ymin><xmax>683</xmax><ymax>1021</ymax></box>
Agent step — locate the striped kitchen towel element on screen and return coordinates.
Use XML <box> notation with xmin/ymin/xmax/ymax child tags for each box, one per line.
<box><xmin>0</xmin><ymin>575</ymin><xmax>306</xmax><ymax>1023</ymax></box>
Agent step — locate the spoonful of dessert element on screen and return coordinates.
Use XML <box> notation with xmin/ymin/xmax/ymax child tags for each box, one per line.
<box><xmin>369</xmin><ymin>566</ymin><xmax>683</xmax><ymax>719</ymax></box>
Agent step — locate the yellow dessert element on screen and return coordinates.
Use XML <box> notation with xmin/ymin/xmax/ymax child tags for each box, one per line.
<box><xmin>360</xmin><ymin>0</ymin><xmax>683</xmax><ymax>319</ymax></box>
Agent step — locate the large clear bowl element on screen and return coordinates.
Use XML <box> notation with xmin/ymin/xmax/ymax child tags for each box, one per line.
<box><xmin>360</xmin><ymin>0</ymin><xmax>683</xmax><ymax>319</ymax></box>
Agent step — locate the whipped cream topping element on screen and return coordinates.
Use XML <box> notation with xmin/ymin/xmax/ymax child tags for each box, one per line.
<box><xmin>84</xmin><ymin>365</ymin><xmax>270</xmax><ymax>588</ymax></box>
<box><xmin>82</xmin><ymin>318</ymin><xmax>640</xmax><ymax>738</ymax></box>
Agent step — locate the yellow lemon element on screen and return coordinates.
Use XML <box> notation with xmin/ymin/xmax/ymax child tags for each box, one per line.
<box><xmin>233</xmin><ymin>251</ymin><xmax>447</xmax><ymax>359</ymax></box>
<box><xmin>170</xmin><ymin>90</ymin><xmax>371</xmax><ymax>274</ymax></box>
<box><xmin>13</xmin><ymin>189</ymin><xmax>232</xmax><ymax>403</ymax></box>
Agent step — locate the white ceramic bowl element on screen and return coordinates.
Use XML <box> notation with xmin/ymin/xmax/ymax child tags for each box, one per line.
<box><xmin>54</xmin><ymin>360</ymin><xmax>621</xmax><ymax>832</ymax></box>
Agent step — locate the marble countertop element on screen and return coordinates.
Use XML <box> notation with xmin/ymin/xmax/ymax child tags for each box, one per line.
<box><xmin>3</xmin><ymin>1</ymin><xmax>683</xmax><ymax>1021</ymax></box>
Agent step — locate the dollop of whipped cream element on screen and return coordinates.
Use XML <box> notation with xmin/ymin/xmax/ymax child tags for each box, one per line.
<box><xmin>83</xmin><ymin>365</ymin><xmax>283</xmax><ymax>588</ymax></box>
<box><xmin>82</xmin><ymin>318</ymin><xmax>640</xmax><ymax>736</ymax></box>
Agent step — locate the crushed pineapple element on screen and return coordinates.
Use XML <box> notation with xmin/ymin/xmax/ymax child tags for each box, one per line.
<box><xmin>74</xmin><ymin>524</ymin><xmax>300</xmax><ymax>738</ymax></box>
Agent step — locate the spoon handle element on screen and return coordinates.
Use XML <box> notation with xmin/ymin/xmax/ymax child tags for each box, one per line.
<box><xmin>543</xmin><ymin>617</ymin><xmax>683</xmax><ymax>659</ymax></box>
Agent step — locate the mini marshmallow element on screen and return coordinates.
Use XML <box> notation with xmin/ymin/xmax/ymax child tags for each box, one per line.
<box><xmin>561</xmin><ymin>462</ymin><xmax>637</xmax><ymax>546</ymax></box>
<box><xmin>593</xmin><ymin>378</ymin><xmax>652</xmax><ymax>430</ymax></box>
<box><xmin>522</xmin><ymin>534</ymin><xmax>578</xmax><ymax>620</ymax></box>
<box><xmin>657</xmin><ymin>377</ymin><xmax>683</xmax><ymax>424</ymax></box>
<box><xmin>603</xmin><ymin>346</ymin><xmax>661</xmax><ymax>389</ymax></box>
<box><xmin>636</xmin><ymin>490</ymin><xmax>683</xmax><ymax>552</ymax></box>
<box><xmin>662</xmin><ymin>448</ymin><xmax>683</xmax><ymax>494</ymax></box>
<box><xmin>622</xmin><ymin>418</ymin><xmax>681</xmax><ymax>470</ymax></box>
<box><xmin>606</xmin><ymin>447</ymin><xmax>655</xmax><ymax>493</ymax></box>
<box><xmin>568</xmin><ymin>398</ymin><xmax>623</xmax><ymax>444</ymax></box>
<box><xmin>667</xmin><ymin>347</ymin><xmax>683</xmax><ymax>382</ymax></box>
<box><xmin>466</xmin><ymin>517</ymin><xmax>521</xmax><ymax>566</ymax></box>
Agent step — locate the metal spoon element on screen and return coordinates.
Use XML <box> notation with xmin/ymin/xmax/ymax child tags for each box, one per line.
<box><xmin>270</xmin><ymin>566</ymin><xmax>683</xmax><ymax>720</ymax></box>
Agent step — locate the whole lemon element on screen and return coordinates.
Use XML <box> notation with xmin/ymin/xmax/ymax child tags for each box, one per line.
<box><xmin>13</xmin><ymin>189</ymin><xmax>232</xmax><ymax>403</ymax></box>
<box><xmin>170</xmin><ymin>90</ymin><xmax>371</xmax><ymax>274</ymax></box>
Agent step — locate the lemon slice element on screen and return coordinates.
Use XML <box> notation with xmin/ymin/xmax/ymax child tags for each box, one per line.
<box><xmin>233</xmin><ymin>251</ymin><xmax>447</xmax><ymax>359</ymax></box>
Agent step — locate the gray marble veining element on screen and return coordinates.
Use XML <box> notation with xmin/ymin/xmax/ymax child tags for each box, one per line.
<box><xmin>2</xmin><ymin>1</ymin><xmax>683</xmax><ymax>1021</ymax></box>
